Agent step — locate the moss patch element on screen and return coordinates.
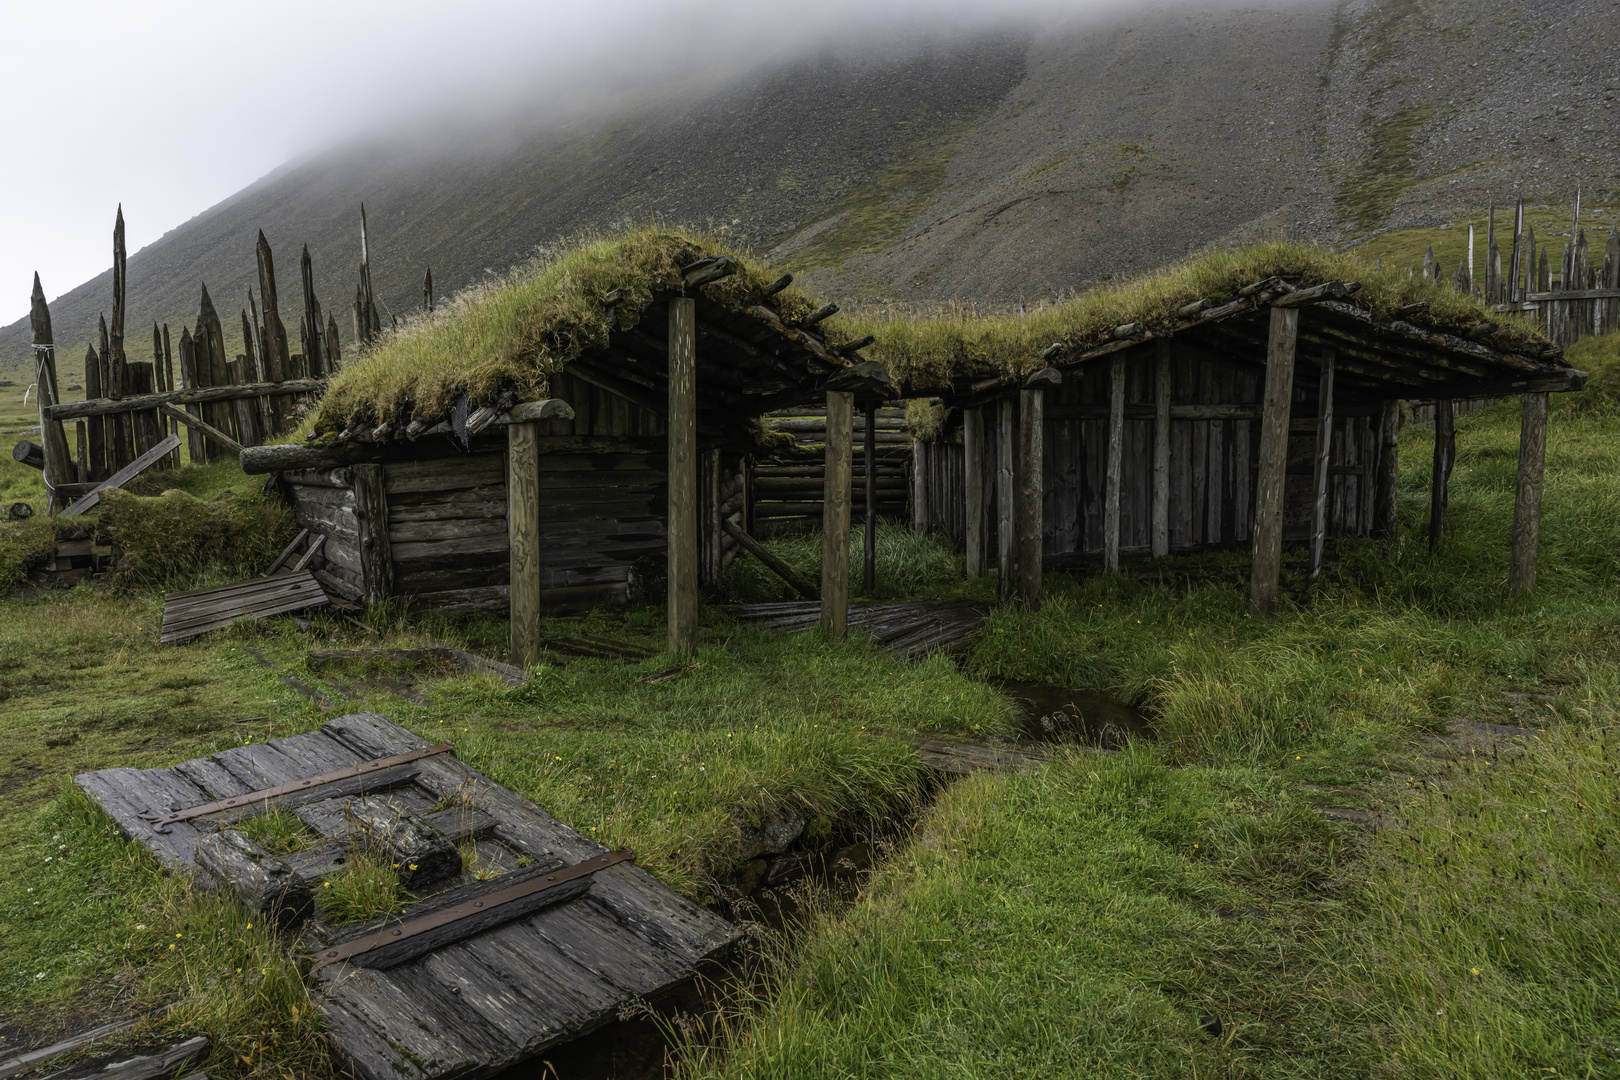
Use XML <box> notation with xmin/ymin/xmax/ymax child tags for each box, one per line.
<box><xmin>97</xmin><ymin>487</ymin><xmax>294</xmax><ymax>588</ymax></box>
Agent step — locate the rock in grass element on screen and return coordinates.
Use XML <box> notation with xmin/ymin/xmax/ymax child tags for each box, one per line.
<box><xmin>737</xmin><ymin>809</ymin><xmax>806</xmax><ymax>859</ymax></box>
<box><xmin>1199</xmin><ymin>1015</ymin><xmax>1222</xmax><ymax>1038</ymax></box>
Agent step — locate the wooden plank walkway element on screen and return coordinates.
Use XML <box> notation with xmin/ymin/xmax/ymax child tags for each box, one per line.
<box><xmin>727</xmin><ymin>600</ymin><xmax>989</xmax><ymax>658</ymax></box>
<box><xmin>159</xmin><ymin>570</ymin><xmax>330</xmax><ymax>645</ymax></box>
<box><xmin>75</xmin><ymin>713</ymin><xmax>738</xmax><ymax>1080</ymax></box>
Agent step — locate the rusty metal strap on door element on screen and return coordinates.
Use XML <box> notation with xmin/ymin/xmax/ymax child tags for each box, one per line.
<box><xmin>140</xmin><ymin>743</ymin><xmax>455</xmax><ymax>833</ymax></box>
<box><xmin>308</xmin><ymin>848</ymin><xmax>635</xmax><ymax>974</ymax></box>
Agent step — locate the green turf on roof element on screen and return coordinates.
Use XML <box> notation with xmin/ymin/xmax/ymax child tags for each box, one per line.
<box><xmin>308</xmin><ymin>227</ymin><xmax>828</xmax><ymax>436</ymax></box>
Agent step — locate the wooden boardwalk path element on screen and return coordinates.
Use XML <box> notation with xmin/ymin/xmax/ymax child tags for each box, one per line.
<box><xmin>76</xmin><ymin>713</ymin><xmax>738</xmax><ymax>1080</ymax></box>
<box><xmin>728</xmin><ymin>600</ymin><xmax>989</xmax><ymax>658</ymax></box>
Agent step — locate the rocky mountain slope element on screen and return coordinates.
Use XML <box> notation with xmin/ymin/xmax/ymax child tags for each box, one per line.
<box><xmin>4</xmin><ymin>0</ymin><xmax>1616</xmax><ymax>380</ymax></box>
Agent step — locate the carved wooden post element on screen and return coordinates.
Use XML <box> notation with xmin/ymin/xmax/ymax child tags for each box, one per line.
<box><xmin>1429</xmin><ymin>398</ymin><xmax>1455</xmax><ymax>552</ymax></box>
<box><xmin>996</xmin><ymin>396</ymin><xmax>1015</xmax><ymax>601</ymax></box>
<box><xmin>1509</xmin><ymin>393</ymin><xmax>1548</xmax><ymax>594</ymax></box>
<box><xmin>1373</xmin><ymin>399</ymin><xmax>1400</xmax><ymax>538</ymax></box>
<box><xmin>821</xmin><ymin>390</ymin><xmax>854</xmax><ymax>639</ymax></box>
<box><xmin>1105</xmin><ymin>354</ymin><xmax>1126</xmax><ymax>572</ymax></box>
<box><xmin>1018</xmin><ymin>385</ymin><xmax>1045</xmax><ymax>610</ymax></box>
<box><xmin>1310</xmin><ymin>350</ymin><xmax>1336</xmax><ymax>579</ymax></box>
<box><xmin>1152</xmin><ymin>340</ymin><xmax>1171</xmax><ymax>558</ymax></box>
<box><xmin>1250</xmin><ymin>306</ymin><xmax>1298</xmax><ymax>617</ymax></box>
<box><xmin>668</xmin><ymin>298</ymin><xmax>698</xmax><ymax>655</ymax></box>
<box><xmin>963</xmin><ymin>406</ymin><xmax>985</xmax><ymax>577</ymax></box>
<box><xmin>508</xmin><ymin>421</ymin><xmax>541</xmax><ymax>667</ymax></box>
<box><xmin>863</xmin><ymin>401</ymin><xmax>876</xmax><ymax>595</ymax></box>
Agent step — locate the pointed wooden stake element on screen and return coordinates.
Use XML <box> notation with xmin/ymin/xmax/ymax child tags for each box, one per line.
<box><xmin>29</xmin><ymin>274</ymin><xmax>74</xmax><ymax>514</ymax></box>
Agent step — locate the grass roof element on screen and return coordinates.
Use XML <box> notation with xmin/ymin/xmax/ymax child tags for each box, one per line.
<box><xmin>308</xmin><ymin>227</ymin><xmax>832</xmax><ymax>436</ymax></box>
<box><xmin>843</xmin><ymin>241</ymin><xmax>1556</xmax><ymax>390</ymax></box>
<box><xmin>308</xmin><ymin>236</ymin><xmax>1556</xmax><ymax>438</ymax></box>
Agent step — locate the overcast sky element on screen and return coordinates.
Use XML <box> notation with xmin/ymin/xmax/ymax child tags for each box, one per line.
<box><xmin>0</xmin><ymin>0</ymin><xmax>1109</xmax><ymax>327</ymax></box>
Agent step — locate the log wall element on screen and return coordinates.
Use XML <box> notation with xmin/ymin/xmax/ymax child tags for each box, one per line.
<box><xmin>752</xmin><ymin>406</ymin><xmax>910</xmax><ymax>536</ymax></box>
<box><xmin>912</xmin><ymin>348</ymin><xmax>1388</xmax><ymax>562</ymax></box>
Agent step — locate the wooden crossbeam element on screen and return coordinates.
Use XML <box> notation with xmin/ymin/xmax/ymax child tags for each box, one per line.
<box><xmin>44</xmin><ymin>378</ymin><xmax>325</xmax><ymax>421</ymax></box>
<box><xmin>159</xmin><ymin>402</ymin><xmax>244</xmax><ymax>457</ymax></box>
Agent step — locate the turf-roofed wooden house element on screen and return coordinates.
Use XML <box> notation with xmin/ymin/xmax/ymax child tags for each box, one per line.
<box><xmin>241</xmin><ymin>233</ymin><xmax>891</xmax><ymax>658</ymax></box>
<box><xmin>889</xmin><ymin>255</ymin><xmax>1586</xmax><ymax>615</ymax></box>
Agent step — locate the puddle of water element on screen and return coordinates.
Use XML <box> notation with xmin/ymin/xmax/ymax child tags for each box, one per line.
<box><xmin>995</xmin><ymin>682</ymin><xmax>1151</xmax><ymax>749</ymax></box>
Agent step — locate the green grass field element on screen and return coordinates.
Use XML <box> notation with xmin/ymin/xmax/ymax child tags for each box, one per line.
<box><xmin>2</xmin><ymin>333</ymin><xmax>1617</xmax><ymax>1078</ymax></box>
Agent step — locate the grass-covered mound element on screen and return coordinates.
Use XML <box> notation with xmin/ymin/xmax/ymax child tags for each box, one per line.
<box><xmin>96</xmin><ymin>484</ymin><xmax>295</xmax><ymax>588</ymax></box>
<box><xmin>308</xmin><ymin>227</ymin><xmax>839</xmax><ymax>437</ymax></box>
<box><xmin>852</xmin><ymin>241</ymin><xmax>1557</xmax><ymax>391</ymax></box>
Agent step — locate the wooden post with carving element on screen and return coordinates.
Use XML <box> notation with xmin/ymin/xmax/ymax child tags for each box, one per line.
<box><xmin>821</xmin><ymin>390</ymin><xmax>854</xmax><ymax>639</ymax></box>
<box><xmin>667</xmin><ymin>298</ymin><xmax>698</xmax><ymax>654</ymax></box>
<box><xmin>1250</xmin><ymin>306</ymin><xmax>1298</xmax><ymax>617</ymax></box>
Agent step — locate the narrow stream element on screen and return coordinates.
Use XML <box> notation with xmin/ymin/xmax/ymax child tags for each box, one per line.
<box><xmin>496</xmin><ymin>684</ymin><xmax>1148</xmax><ymax>1077</ymax></box>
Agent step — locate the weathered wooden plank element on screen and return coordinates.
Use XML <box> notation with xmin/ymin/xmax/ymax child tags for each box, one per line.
<box><xmin>996</xmin><ymin>397</ymin><xmax>1015</xmax><ymax>598</ymax></box>
<box><xmin>821</xmin><ymin>391</ymin><xmax>854</xmax><ymax>638</ymax></box>
<box><xmin>1250</xmin><ymin>307</ymin><xmax>1298</xmax><ymax>617</ymax></box>
<box><xmin>1509</xmin><ymin>392</ymin><xmax>1547</xmax><ymax>593</ymax></box>
<box><xmin>59</xmin><ymin>434</ymin><xmax>181</xmax><ymax>517</ymax></box>
<box><xmin>353</xmin><ymin>464</ymin><xmax>392</xmax><ymax>607</ymax></box>
<box><xmin>1103</xmin><ymin>356</ymin><xmax>1125</xmax><ymax>571</ymax></box>
<box><xmin>962</xmin><ymin>406</ymin><xmax>984</xmax><ymax>576</ymax></box>
<box><xmin>386</xmin><ymin>517</ymin><xmax>509</xmax><ymax>545</ymax></box>
<box><xmin>292</xmin><ymin>500</ymin><xmax>360</xmax><ymax>545</ymax></box>
<box><xmin>160</xmin><ymin>570</ymin><xmax>329</xmax><ymax>644</ymax></box>
<box><xmin>382</xmin><ymin>455</ymin><xmax>505</xmax><ymax>494</ymax></box>
<box><xmin>1310</xmin><ymin>349</ymin><xmax>1335</xmax><ymax>579</ymax></box>
<box><xmin>386</xmin><ymin>487</ymin><xmax>506</xmax><ymax>521</ymax></box>
<box><xmin>1373</xmin><ymin>399</ymin><xmax>1400</xmax><ymax>537</ymax></box>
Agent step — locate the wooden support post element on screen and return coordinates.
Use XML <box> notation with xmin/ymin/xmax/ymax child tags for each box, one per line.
<box><xmin>1428</xmin><ymin>398</ymin><xmax>1454</xmax><ymax>553</ymax></box>
<box><xmin>157</xmin><ymin>402</ymin><xmax>245</xmax><ymax>458</ymax></box>
<box><xmin>911</xmin><ymin>439</ymin><xmax>927</xmax><ymax>533</ymax></box>
<box><xmin>1373</xmin><ymin>399</ymin><xmax>1400</xmax><ymax>538</ymax></box>
<box><xmin>74</xmin><ymin>421</ymin><xmax>87</xmax><ymax>483</ymax></box>
<box><xmin>821</xmin><ymin>391</ymin><xmax>854</xmax><ymax>639</ymax></box>
<box><xmin>1250</xmin><ymin>306</ymin><xmax>1298</xmax><ymax>618</ymax></box>
<box><xmin>863</xmin><ymin>401</ymin><xmax>876</xmax><ymax>595</ymax></box>
<box><xmin>1018</xmin><ymin>386</ymin><xmax>1044</xmax><ymax>610</ymax></box>
<box><xmin>1152</xmin><ymin>341</ymin><xmax>1170</xmax><ymax>558</ymax></box>
<box><xmin>28</xmin><ymin>275</ymin><xmax>73</xmax><ymax>514</ymax></box>
<box><xmin>1104</xmin><ymin>354</ymin><xmax>1125</xmax><ymax>573</ymax></box>
<box><xmin>705</xmin><ymin>447</ymin><xmax>723</xmax><ymax>590</ymax></box>
<box><xmin>667</xmin><ymin>298</ymin><xmax>698</xmax><ymax>655</ymax></box>
<box><xmin>1509</xmin><ymin>392</ymin><xmax>1547</xmax><ymax>594</ymax></box>
<box><xmin>352</xmin><ymin>463</ymin><xmax>393</xmax><ymax>609</ymax></box>
<box><xmin>963</xmin><ymin>406</ymin><xmax>985</xmax><ymax>577</ymax></box>
<box><xmin>84</xmin><ymin>344</ymin><xmax>105</xmax><ymax>480</ymax></box>
<box><xmin>177</xmin><ymin>329</ymin><xmax>206</xmax><ymax>465</ymax></box>
<box><xmin>507</xmin><ymin>422</ymin><xmax>541</xmax><ymax>668</ymax></box>
<box><xmin>1310</xmin><ymin>349</ymin><xmax>1336</xmax><ymax>579</ymax></box>
<box><xmin>996</xmin><ymin>396</ymin><xmax>1015</xmax><ymax>601</ymax></box>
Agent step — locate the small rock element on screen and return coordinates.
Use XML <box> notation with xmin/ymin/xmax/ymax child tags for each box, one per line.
<box><xmin>7</xmin><ymin>502</ymin><xmax>32</xmax><ymax>520</ymax></box>
<box><xmin>737</xmin><ymin>808</ymin><xmax>806</xmax><ymax>859</ymax></box>
<box><xmin>1199</xmin><ymin>1015</ymin><xmax>1222</xmax><ymax>1038</ymax></box>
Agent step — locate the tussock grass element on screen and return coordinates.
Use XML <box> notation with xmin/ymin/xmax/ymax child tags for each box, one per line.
<box><xmin>313</xmin><ymin>853</ymin><xmax>415</xmax><ymax>927</ymax></box>
<box><xmin>850</xmin><ymin>241</ymin><xmax>1551</xmax><ymax>390</ymax></box>
<box><xmin>97</xmin><ymin>483</ymin><xmax>295</xmax><ymax>589</ymax></box>
<box><xmin>309</xmin><ymin>226</ymin><xmax>832</xmax><ymax>435</ymax></box>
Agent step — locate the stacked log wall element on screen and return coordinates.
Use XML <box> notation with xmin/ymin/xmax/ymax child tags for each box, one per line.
<box><xmin>752</xmin><ymin>406</ymin><xmax>910</xmax><ymax>537</ymax></box>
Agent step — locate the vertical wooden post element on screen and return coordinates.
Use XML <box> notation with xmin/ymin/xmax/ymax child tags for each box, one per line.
<box><xmin>1428</xmin><ymin>398</ymin><xmax>1454</xmax><ymax>552</ymax></box>
<box><xmin>74</xmin><ymin>421</ymin><xmax>87</xmax><ymax>484</ymax></box>
<box><xmin>705</xmin><ymin>448</ymin><xmax>723</xmax><ymax>589</ymax></box>
<box><xmin>352</xmin><ymin>463</ymin><xmax>393</xmax><ymax>609</ymax></box>
<box><xmin>911</xmin><ymin>438</ymin><xmax>927</xmax><ymax>533</ymax></box>
<box><xmin>1509</xmin><ymin>393</ymin><xmax>1547</xmax><ymax>594</ymax></box>
<box><xmin>84</xmin><ymin>344</ymin><xmax>105</xmax><ymax>480</ymax></box>
<box><xmin>821</xmin><ymin>390</ymin><xmax>854</xmax><ymax>639</ymax></box>
<box><xmin>28</xmin><ymin>276</ymin><xmax>73</xmax><ymax>514</ymax></box>
<box><xmin>1310</xmin><ymin>349</ymin><xmax>1336</xmax><ymax>579</ymax></box>
<box><xmin>1250</xmin><ymin>306</ymin><xmax>1299</xmax><ymax>618</ymax></box>
<box><xmin>863</xmin><ymin>401</ymin><xmax>876</xmax><ymax>595</ymax></box>
<box><xmin>1018</xmin><ymin>386</ymin><xmax>1044</xmax><ymax>610</ymax></box>
<box><xmin>1104</xmin><ymin>354</ymin><xmax>1125</xmax><ymax>573</ymax></box>
<box><xmin>668</xmin><ymin>298</ymin><xmax>698</xmax><ymax>655</ymax></box>
<box><xmin>109</xmin><ymin>209</ymin><xmax>130</xmax><ymax>472</ymax></box>
<box><xmin>1373</xmin><ymin>399</ymin><xmax>1400</xmax><ymax>538</ymax></box>
<box><xmin>177</xmin><ymin>329</ymin><xmax>206</xmax><ymax>466</ymax></box>
<box><xmin>963</xmin><ymin>406</ymin><xmax>985</xmax><ymax>577</ymax></box>
<box><xmin>507</xmin><ymin>421</ymin><xmax>541</xmax><ymax>667</ymax></box>
<box><xmin>996</xmin><ymin>397</ymin><xmax>1015</xmax><ymax>601</ymax></box>
<box><xmin>1152</xmin><ymin>341</ymin><xmax>1171</xmax><ymax>558</ymax></box>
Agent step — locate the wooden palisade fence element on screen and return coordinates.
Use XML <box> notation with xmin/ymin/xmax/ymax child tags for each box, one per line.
<box><xmin>25</xmin><ymin>208</ymin><xmax>367</xmax><ymax>510</ymax></box>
